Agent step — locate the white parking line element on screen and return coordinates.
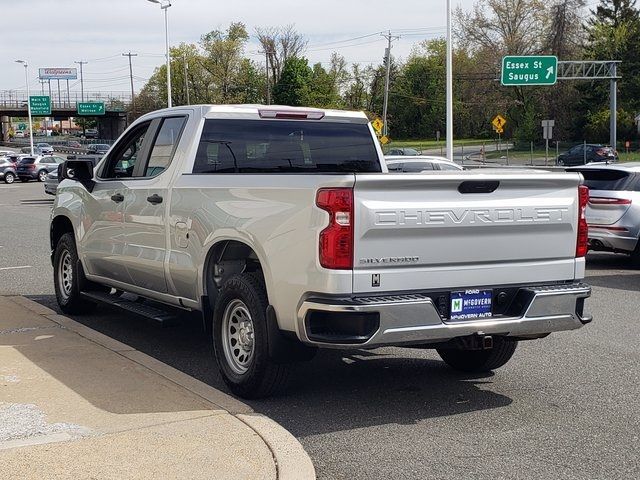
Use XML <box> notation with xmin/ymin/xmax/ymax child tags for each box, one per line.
<box><xmin>0</xmin><ymin>266</ymin><xmax>32</xmax><ymax>271</ymax></box>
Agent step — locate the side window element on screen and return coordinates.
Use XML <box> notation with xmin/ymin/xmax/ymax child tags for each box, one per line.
<box><xmin>438</xmin><ymin>163</ymin><xmax>460</xmax><ymax>171</ymax></box>
<box><xmin>403</xmin><ymin>162</ymin><xmax>434</xmax><ymax>172</ymax></box>
<box><xmin>144</xmin><ymin>116</ymin><xmax>187</xmax><ymax>177</ymax></box>
<box><xmin>100</xmin><ymin>122</ymin><xmax>151</xmax><ymax>179</ymax></box>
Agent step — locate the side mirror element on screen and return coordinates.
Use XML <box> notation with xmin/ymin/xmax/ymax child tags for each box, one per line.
<box><xmin>61</xmin><ymin>159</ymin><xmax>94</xmax><ymax>183</ymax></box>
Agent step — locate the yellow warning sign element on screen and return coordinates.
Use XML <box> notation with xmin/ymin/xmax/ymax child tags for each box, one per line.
<box><xmin>380</xmin><ymin>135</ymin><xmax>390</xmax><ymax>145</ymax></box>
<box><xmin>492</xmin><ymin>114</ymin><xmax>507</xmax><ymax>130</ymax></box>
<box><xmin>372</xmin><ymin>118</ymin><xmax>384</xmax><ymax>135</ymax></box>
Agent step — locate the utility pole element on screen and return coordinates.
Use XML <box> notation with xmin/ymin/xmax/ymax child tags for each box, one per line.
<box><xmin>446</xmin><ymin>0</ymin><xmax>454</xmax><ymax>161</ymax></box>
<box><xmin>260</xmin><ymin>50</ymin><xmax>274</xmax><ymax>105</ymax></box>
<box><xmin>122</xmin><ymin>52</ymin><xmax>138</xmax><ymax>113</ymax></box>
<box><xmin>182</xmin><ymin>54</ymin><xmax>190</xmax><ymax>105</ymax></box>
<box><xmin>74</xmin><ymin>60</ymin><xmax>87</xmax><ymax>102</ymax></box>
<box><xmin>610</xmin><ymin>61</ymin><xmax>617</xmax><ymax>151</ymax></box>
<box><xmin>381</xmin><ymin>31</ymin><xmax>400</xmax><ymax>137</ymax></box>
<box><xmin>74</xmin><ymin>60</ymin><xmax>87</xmax><ymax>136</ymax></box>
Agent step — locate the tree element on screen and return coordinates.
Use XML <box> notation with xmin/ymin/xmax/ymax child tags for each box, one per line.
<box><xmin>456</xmin><ymin>0</ymin><xmax>548</xmax><ymax>57</ymax></box>
<box><xmin>272</xmin><ymin>57</ymin><xmax>312</xmax><ymax>106</ymax></box>
<box><xmin>304</xmin><ymin>63</ymin><xmax>340</xmax><ymax>107</ymax></box>
<box><xmin>343</xmin><ymin>64</ymin><xmax>374</xmax><ymax>111</ymax></box>
<box><xmin>200</xmin><ymin>23</ymin><xmax>250</xmax><ymax>103</ymax></box>
<box><xmin>256</xmin><ymin>25</ymin><xmax>307</xmax><ymax>84</ymax></box>
<box><xmin>582</xmin><ymin>0</ymin><xmax>640</xmax><ymax>142</ymax></box>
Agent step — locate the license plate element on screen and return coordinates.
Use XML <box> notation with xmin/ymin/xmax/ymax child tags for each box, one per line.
<box><xmin>450</xmin><ymin>289</ymin><xmax>492</xmax><ymax>320</ymax></box>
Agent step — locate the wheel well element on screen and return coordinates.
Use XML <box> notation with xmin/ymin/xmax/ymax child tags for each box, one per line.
<box><xmin>201</xmin><ymin>240</ymin><xmax>264</xmax><ymax>333</ymax></box>
<box><xmin>51</xmin><ymin>216</ymin><xmax>74</xmax><ymax>251</ymax></box>
<box><xmin>204</xmin><ymin>240</ymin><xmax>263</xmax><ymax>297</ymax></box>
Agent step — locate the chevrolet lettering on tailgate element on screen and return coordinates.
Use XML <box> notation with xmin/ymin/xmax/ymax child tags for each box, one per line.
<box><xmin>374</xmin><ymin>207</ymin><xmax>570</xmax><ymax>226</ymax></box>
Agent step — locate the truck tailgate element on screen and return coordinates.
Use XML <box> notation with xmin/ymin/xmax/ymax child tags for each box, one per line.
<box><xmin>353</xmin><ymin>171</ymin><xmax>582</xmax><ymax>294</ymax></box>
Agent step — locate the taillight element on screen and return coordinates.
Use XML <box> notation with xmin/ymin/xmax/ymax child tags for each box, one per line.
<box><xmin>589</xmin><ymin>196</ymin><xmax>631</xmax><ymax>205</ymax></box>
<box><xmin>316</xmin><ymin>188</ymin><xmax>354</xmax><ymax>269</ymax></box>
<box><xmin>576</xmin><ymin>185</ymin><xmax>589</xmax><ymax>257</ymax></box>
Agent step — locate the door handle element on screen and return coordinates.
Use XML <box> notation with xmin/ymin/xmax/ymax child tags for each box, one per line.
<box><xmin>147</xmin><ymin>194</ymin><xmax>163</xmax><ymax>205</ymax></box>
<box><xmin>111</xmin><ymin>193</ymin><xmax>124</xmax><ymax>203</ymax></box>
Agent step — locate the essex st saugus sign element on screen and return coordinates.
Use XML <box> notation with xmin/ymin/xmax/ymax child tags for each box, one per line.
<box><xmin>501</xmin><ymin>56</ymin><xmax>558</xmax><ymax>86</ymax></box>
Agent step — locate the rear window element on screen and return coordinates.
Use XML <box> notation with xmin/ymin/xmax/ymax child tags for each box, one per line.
<box><xmin>193</xmin><ymin>119</ymin><xmax>381</xmax><ymax>174</ymax></box>
<box><xmin>577</xmin><ymin>169</ymin><xmax>637</xmax><ymax>191</ymax></box>
<box><xmin>19</xmin><ymin>158</ymin><xmax>35</xmax><ymax>165</ymax></box>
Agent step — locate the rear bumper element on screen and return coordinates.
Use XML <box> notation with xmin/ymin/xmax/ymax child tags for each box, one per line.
<box><xmin>297</xmin><ymin>283</ymin><xmax>591</xmax><ymax>348</ymax></box>
<box><xmin>44</xmin><ymin>182</ymin><xmax>57</xmax><ymax>195</ymax></box>
<box><xmin>589</xmin><ymin>227</ymin><xmax>638</xmax><ymax>253</ymax></box>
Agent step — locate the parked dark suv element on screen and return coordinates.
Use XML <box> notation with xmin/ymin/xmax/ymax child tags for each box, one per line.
<box><xmin>557</xmin><ymin>144</ymin><xmax>618</xmax><ymax>166</ymax></box>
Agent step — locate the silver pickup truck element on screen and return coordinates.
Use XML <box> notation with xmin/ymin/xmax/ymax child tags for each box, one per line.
<box><xmin>50</xmin><ymin>105</ymin><xmax>591</xmax><ymax>398</ymax></box>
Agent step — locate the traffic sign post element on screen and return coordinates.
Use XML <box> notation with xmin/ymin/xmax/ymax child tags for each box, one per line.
<box><xmin>29</xmin><ymin>95</ymin><xmax>51</xmax><ymax>116</ymax></box>
<box><xmin>492</xmin><ymin>115</ymin><xmax>507</xmax><ymax>154</ymax></box>
<box><xmin>77</xmin><ymin>102</ymin><xmax>105</xmax><ymax>116</ymax></box>
<box><xmin>542</xmin><ymin>120</ymin><xmax>555</xmax><ymax>166</ymax></box>
<box><xmin>501</xmin><ymin>56</ymin><xmax>558</xmax><ymax>86</ymax></box>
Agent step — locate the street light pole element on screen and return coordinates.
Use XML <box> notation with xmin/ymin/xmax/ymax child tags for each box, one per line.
<box><xmin>16</xmin><ymin>60</ymin><xmax>34</xmax><ymax>155</ymax></box>
<box><xmin>446</xmin><ymin>0</ymin><xmax>454</xmax><ymax>161</ymax></box>
<box><xmin>148</xmin><ymin>0</ymin><xmax>172</xmax><ymax>108</ymax></box>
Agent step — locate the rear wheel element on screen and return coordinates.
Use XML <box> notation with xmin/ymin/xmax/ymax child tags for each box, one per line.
<box><xmin>53</xmin><ymin>233</ymin><xmax>96</xmax><ymax>314</ymax></box>
<box><xmin>4</xmin><ymin>172</ymin><xmax>15</xmax><ymax>184</ymax></box>
<box><xmin>213</xmin><ymin>272</ymin><xmax>291</xmax><ymax>399</ymax></box>
<box><xmin>437</xmin><ymin>338</ymin><xmax>518</xmax><ymax>373</ymax></box>
<box><xmin>38</xmin><ymin>170</ymin><xmax>48</xmax><ymax>182</ymax></box>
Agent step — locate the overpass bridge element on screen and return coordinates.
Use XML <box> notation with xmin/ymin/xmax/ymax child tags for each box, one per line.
<box><xmin>0</xmin><ymin>90</ymin><xmax>132</xmax><ymax>140</ymax></box>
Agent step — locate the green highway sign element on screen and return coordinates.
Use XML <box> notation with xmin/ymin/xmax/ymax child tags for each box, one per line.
<box><xmin>77</xmin><ymin>102</ymin><xmax>105</xmax><ymax>116</ymax></box>
<box><xmin>29</xmin><ymin>95</ymin><xmax>51</xmax><ymax>116</ymax></box>
<box><xmin>501</xmin><ymin>56</ymin><xmax>558</xmax><ymax>86</ymax></box>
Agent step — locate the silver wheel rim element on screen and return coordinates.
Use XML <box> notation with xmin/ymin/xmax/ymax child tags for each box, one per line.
<box><xmin>221</xmin><ymin>299</ymin><xmax>255</xmax><ymax>375</ymax></box>
<box><xmin>39</xmin><ymin>171</ymin><xmax>47</xmax><ymax>181</ymax></box>
<box><xmin>57</xmin><ymin>250</ymin><xmax>73</xmax><ymax>301</ymax></box>
<box><xmin>5</xmin><ymin>173</ymin><xmax>14</xmax><ymax>184</ymax></box>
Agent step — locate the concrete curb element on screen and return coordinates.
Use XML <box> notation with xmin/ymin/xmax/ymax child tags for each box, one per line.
<box><xmin>8</xmin><ymin>296</ymin><xmax>316</xmax><ymax>480</ymax></box>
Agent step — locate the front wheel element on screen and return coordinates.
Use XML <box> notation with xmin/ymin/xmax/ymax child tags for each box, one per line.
<box><xmin>213</xmin><ymin>273</ymin><xmax>291</xmax><ymax>399</ymax></box>
<box><xmin>437</xmin><ymin>338</ymin><xmax>518</xmax><ymax>373</ymax></box>
<box><xmin>38</xmin><ymin>170</ymin><xmax>48</xmax><ymax>182</ymax></box>
<box><xmin>4</xmin><ymin>172</ymin><xmax>15</xmax><ymax>184</ymax></box>
<box><xmin>53</xmin><ymin>233</ymin><xmax>96</xmax><ymax>314</ymax></box>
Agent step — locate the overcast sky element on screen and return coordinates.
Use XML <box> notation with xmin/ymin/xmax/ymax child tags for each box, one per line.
<box><xmin>0</xmin><ymin>0</ymin><xmax>476</xmax><ymax>95</ymax></box>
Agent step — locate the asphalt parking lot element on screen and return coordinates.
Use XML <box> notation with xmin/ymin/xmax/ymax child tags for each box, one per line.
<box><xmin>1</xmin><ymin>182</ymin><xmax>639</xmax><ymax>479</ymax></box>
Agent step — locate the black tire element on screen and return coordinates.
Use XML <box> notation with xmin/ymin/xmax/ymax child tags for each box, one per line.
<box><xmin>212</xmin><ymin>272</ymin><xmax>291</xmax><ymax>399</ymax></box>
<box><xmin>4</xmin><ymin>172</ymin><xmax>15</xmax><ymax>184</ymax></box>
<box><xmin>437</xmin><ymin>338</ymin><xmax>518</xmax><ymax>373</ymax></box>
<box><xmin>38</xmin><ymin>170</ymin><xmax>48</xmax><ymax>182</ymax></box>
<box><xmin>53</xmin><ymin>233</ymin><xmax>96</xmax><ymax>314</ymax></box>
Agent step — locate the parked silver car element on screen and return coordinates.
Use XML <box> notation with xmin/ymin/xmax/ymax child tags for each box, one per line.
<box><xmin>569</xmin><ymin>163</ymin><xmax>640</xmax><ymax>261</ymax></box>
<box><xmin>36</xmin><ymin>142</ymin><xmax>54</xmax><ymax>154</ymax></box>
<box><xmin>44</xmin><ymin>169</ymin><xmax>59</xmax><ymax>195</ymax></box>
<box><xmin>385</xmin><ymin>155</ymin><xmax>463</xmax><ymax>172</ymax></box>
